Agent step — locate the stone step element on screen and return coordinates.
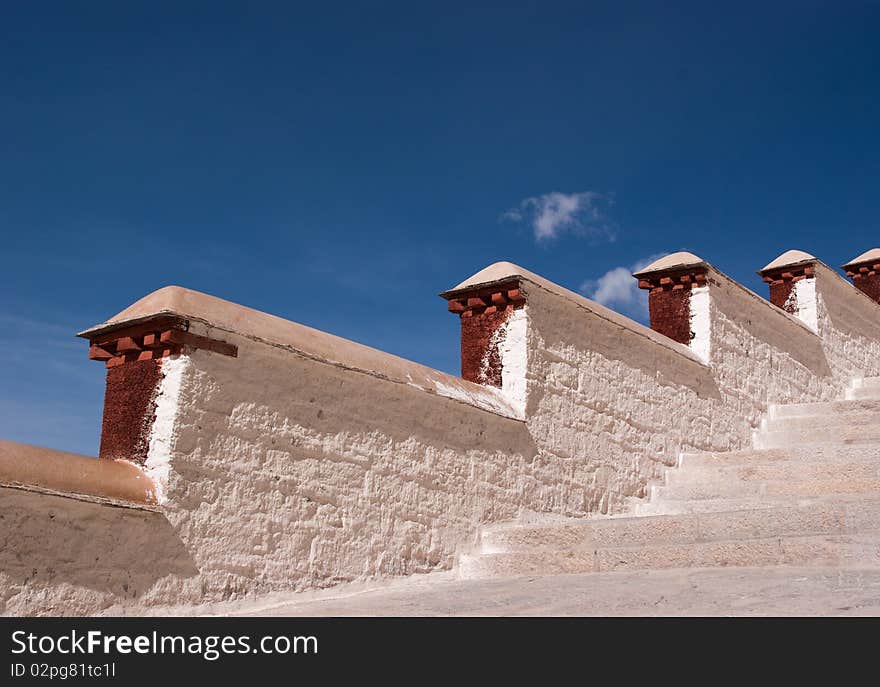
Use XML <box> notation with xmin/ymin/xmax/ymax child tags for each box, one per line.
<box><xmin>846</xmin><ymin>387</ymin><xmax>880</xmax><ymax>401</ymax></box>
<box><xmin>754</xmin><ymin>424</ymin><xmax>880</xmax><ymax>449</ymax></box>
<box><xmin>480</xmin><ymin>498</ymin><xmax>880</xmax><ymax>553</ymax></box>
<box><xmin>632</xmin><ymin>493</ymin><xmax>880</xmax><ymax>515</ymax></box>
<box><xmin>770</xmin><ymin>399</ymin><xmax>880</xmax><ymax>420</ymax></box>
<box><xmin>634</xmin><ymin>496</ymin><xmax>788</xmax><ymax>516</ymax></box>
<box><xmin>653</xmin><ymin>475</ymin><xmax>880</xmax><ymax>501</ymax></box>
<box><xmin>458</xmin><ymin>532</ymin><xmax>880</xmax><ymax>579</ymax></box>
<box><xmin>679</xmin><ymin>445</ymin><xmax>880</xmax><ymax>468</ymax></box>
<box><xmin>854</xmin><ymin>378</ymin><xmax>880</xmax><ymax>389</ymax></box>
<box><xmin>765</xmin><ymin>411</ymin><xmax>880</xmax><ymax>432</ymax></box>
<box><xmin>666</xmin><ymin>457</ymin><xmax>880</xmax><ymax>486</ymax></box>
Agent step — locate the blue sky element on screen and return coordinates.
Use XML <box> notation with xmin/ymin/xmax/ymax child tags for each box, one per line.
<box><xmin>2</xmin><ymin>2</ymin><xmax>879</xmax><ymax>455</ymax></box>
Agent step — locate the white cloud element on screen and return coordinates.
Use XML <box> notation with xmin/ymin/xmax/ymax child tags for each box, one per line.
<box><xmin>502</xmin><ymin>191</ymin><xmax>615</xmax><ymax>242</ymax></box>
<box><xmin>581</xmin><ymin>254</ymin><xmax>668</xmax><ymax>322</ymax></box>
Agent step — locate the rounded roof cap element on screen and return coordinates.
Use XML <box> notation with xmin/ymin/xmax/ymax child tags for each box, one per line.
<box><xmin>632</xmin><ymin>251</ymin><xmax>707</xmax><ymax>277</ymax></box>
<box><xmin>842</xmin><ymin>248</ymin><xmax>880</xmax><ymax>269</ymax></box>
<box><xmin>758</xmin><ymin>249</ymin><xmax>816</xmax><ymax>274</ymax></box>
<box><xmin>440</xmin><ymin>261</ymin><xmax>535</xmax><ymax>297</ymax></box>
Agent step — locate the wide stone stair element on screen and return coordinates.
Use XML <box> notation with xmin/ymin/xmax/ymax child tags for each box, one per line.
<box><xmin>458</xmin><ymin>379</ymin><xmax>880</xmax><ymax>580</ymax></box>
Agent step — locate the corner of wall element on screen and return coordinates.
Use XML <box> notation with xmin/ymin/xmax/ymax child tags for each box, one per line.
<box><xmin>144</xmin><ymin>354</ymin><xmax>190</xmax><ymax>504</ymax></box>
<box><xmin>496</xmin><ymin>306</ymin><xmax>529</xmax><ymax>417</ymax></box>
<box><xmin>688</xmin><ymin>283</ymin><xmax>712</xmax><ymax>362</ymax></box>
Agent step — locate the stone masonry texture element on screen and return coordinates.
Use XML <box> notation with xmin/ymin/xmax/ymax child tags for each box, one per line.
<box><xmin>6</xmin><ymin>259</ymin><xmax>880</xmax><ymax>614</ymax></box>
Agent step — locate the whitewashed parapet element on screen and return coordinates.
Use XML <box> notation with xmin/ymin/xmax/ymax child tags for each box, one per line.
<box><xmin>757</xmin><ymin>249</ymin><xmax>821</xmax><ymax>331</ymax></box>
<box><xmin>9</xmin><ymin>249</ymin><xmax>880</xmax><ymax>615</ymax></box>
<box><xmin>633</xmin><ymin>252</ymin><xmax>712</xmax><ymax>361</ymax></box>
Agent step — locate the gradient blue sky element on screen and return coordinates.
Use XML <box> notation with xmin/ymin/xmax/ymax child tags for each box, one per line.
<box><xmin>2</xmin><ymin>2</ymin><xmax>879</xmax><ymax>455</ymax></box>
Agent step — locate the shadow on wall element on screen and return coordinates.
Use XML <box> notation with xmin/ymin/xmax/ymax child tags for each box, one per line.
<box><xmin>711</xmin><ymin>278</ymin><xmax>833</xmax><ymax>379</ymax></box>
<box><xmin>818</xmin><ymin>269</ymin><xmax>880</xmax><ymax>345</ymax></box>
<box><xmin>145</xmin><ymin>342</ymin><xmax>545</xmax><ymax>594</ymax></box>
<box><xmin>525</xmin><ymin>283</ymin><xmax>723</xmax><ymax>404</ymax></box>
<box><xmin>0</xmin><ymin>487</ymin><xmax>197</xmax><ymax>615</ymax></box>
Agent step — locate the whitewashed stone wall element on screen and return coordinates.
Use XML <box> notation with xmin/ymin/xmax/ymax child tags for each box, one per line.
<box><xmin>523</xmin><ymin>281</ymin><xmax>714</xmax><ymax>516</ymax></box>
<box><xmin>813</xmin><ymin>263</ymin><xmax>880</xmax><ymax>383</ymax></box>
<box><xmin>149</xmin><ymin>264</ymin><xmax>880</xmax><ymax>601</ymax></box>
<box><xmin>705</xmin><ymin>273</ymin><xmax>835</xmax><ymax>433</ymax></box>
<box><xmin>521</xmin><ymin>266</ymin><xmax>848</xmax><ymax>518</ymax></box>
<box><xmin>150</xmin><ymin>338</ymin><xmax>537</xmax><ymax>602</ymax></box>
<box><xmin>5</xmin><ymin>259</ymin><xmax>880</xmax><ymax>615</ymax></box>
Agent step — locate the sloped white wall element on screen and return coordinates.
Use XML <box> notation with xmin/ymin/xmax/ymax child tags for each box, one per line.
<box><xmin>6</xmin><ymin>261</ymin><xmax>880</xmax><ymax>615</ymax></box>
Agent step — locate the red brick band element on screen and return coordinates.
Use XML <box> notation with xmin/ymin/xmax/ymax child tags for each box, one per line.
<box><xmin>444</xmin><ymin>280</ymin><xmax>525</xmax><ymax>387</ymax></box>
<box><xmin>98</xmin><ymin>359</ymin><xmax>162</xmax><ymax>463</ymax></box>
<box><xmin>88</xmin><ymin>317</ymin><xmax>237</xmax><ymax>368</ymax></box>
<box><xmin>88</xmin><ymin>316</ymin><xmax>237</xmax><ymax>463</ymax></box>
<box><xmin>843</xmin><ymin>260</ymin><xmax>880</xmax><ymax>304</ymax></box>
<box><xmin>759</xmin><ymin>264</ymin><xmax>814</xmax><ymax>314</ymax></box>
<box><xmin>636</xmin><ymin>268</ymin><xmax>708</xmax><ymax>345</ymax></box>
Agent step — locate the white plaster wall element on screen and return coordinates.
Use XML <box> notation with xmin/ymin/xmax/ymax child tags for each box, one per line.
<box><xmin>524</xmin><ymin>282</ymin><xmax>716</xmax><ymax>516</ymax></box>
<box><xmin>162</xmin><ymin>276</ymin><xmax>819</xmax><ymax>602</ymax></box>
<box><xmin>792</xmin><ymin>277</ymin><xmax>819</xmax><ymax>332</ymax></box>
<box><xmin>498</xmin><ymin>308</ymin><xmax>528</xmax><ymax>416</ymax></box>
<box><xmin>3</xmin><ymin>341</ymin><xmax>541</xmax><ymax>614</ymax></box>
<box><xmin>145</xmin><ymin>356</ymin><xmax>188</xmax><ymax>504</ymax></box>
<box><xmin>705</xmin><ymin>275</ymin><xmax>834</xmax><ymax>430</ymax></box>
<box><xmin>9</xmin><ymin>262</ymin><xmax>880</xmax><ymax>615</ymax></box>
<box><xmin>522</xmin><ymin>268</ymin><xmax>874</xmax><ymax>516</ymax></box>
<box><xmin>148</xmin><ymin>335</ymin><xmax>541</xmax><ymax>603</ymax></box>
<box><xmin>812</xmin><ymin>264</ymin><xmax>880</xmax><ymax>384</ymax></box>
<box><xmin>689</xmin><ymin>285</ymin><xmax>712</xmax><ymax>361</ymax></box>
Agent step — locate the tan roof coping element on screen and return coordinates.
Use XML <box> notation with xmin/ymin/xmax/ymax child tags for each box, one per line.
<box><xmin>0</xmin><ymin>439</ymin><xmax>157</xmax><ymax>508</ymax></box>
<box><xmin>631</xmin><ymin>252</ymin><xmax>708</xmax><ymax>278</ymax></box>
<box><xmin>842</xmin><ymin>248</ymin><xmax>880</xmax><ymax>270</ymax></box>
<box><xmin>758</xmin><ymin>249</ymin><xmax>817</xmax><ymax>275</ymax></box>
<box><xmin>78</xmin><ymin>286</ymin><xmax>523</xmax><ymax>420</ymax></box>
<box><xmin>440</xmin><ymin>261</ymin><xmax>529</xmax><ymax>297</ymax></box>
<box><xmin>442</xmin><ymin>261</ymin><xmax>706</xmax><ymax>367</ymax></box>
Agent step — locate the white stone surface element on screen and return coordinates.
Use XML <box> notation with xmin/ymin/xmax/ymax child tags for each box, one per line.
<box><xmin>812</xmin><ymin>263</ymin><xmax>880</xmax><ymax>383</ymax></box>
<box><xmin>782</xmin><ymin>277</ymin><xmax>818</xmax><ymax>332</ymax></box>
<box><xmin>148</xmin><ymin>336</ymin><xmax>538</xmax><ymax>603</ymax></box>
<box><xmin>145</xmin><ymin>356</ymin><xmax>188</xmax><ymax>504</ymax></box>
<box><xmin>7</xmin><ymin>259</ymin><xmax>880</xmax><ymax>615</ymax></box>
<box><xmin>498</xmin><ymin>308</ymin><xmax>528</xmax><ymax>417</ymax></box>
<box><xmin>689</xmin><ymin>285</ymin><xmax>711</xmax><ymax>361</ymax></box>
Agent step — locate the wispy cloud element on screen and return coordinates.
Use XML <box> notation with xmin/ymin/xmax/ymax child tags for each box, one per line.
<box><xmin>502</xmin><ymin>191</ymin><xmax>615</xmax><ymax>242</ymax></box>
<box><xmin>580</xmin><ymin>254</ymin><xmax>668</xmax><ymax>322</ymax></box>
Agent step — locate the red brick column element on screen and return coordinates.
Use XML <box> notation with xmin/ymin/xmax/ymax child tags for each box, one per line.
<box><xmin>633</xmin><ymin>253</ymin><xmax>709</xmax><ymax>346</ymax></box>
<box><xmin>842</xmin><ymin>249</ymin><xmax>880</xmax><ymax>305</ymax></box>
<box><xmin>757</xmin><ymin>250</ymin><xmax>817</xmax><ymax>314</ymax></box>
<box><xmin>83</xmin><ymin>316</ymin><xmax>237</xmax><ymax>463</ymax></box>
<box><xmin>441</xmin><ymin>280</ymin><xmax>525</xmax><ymax>386</ymax></box>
